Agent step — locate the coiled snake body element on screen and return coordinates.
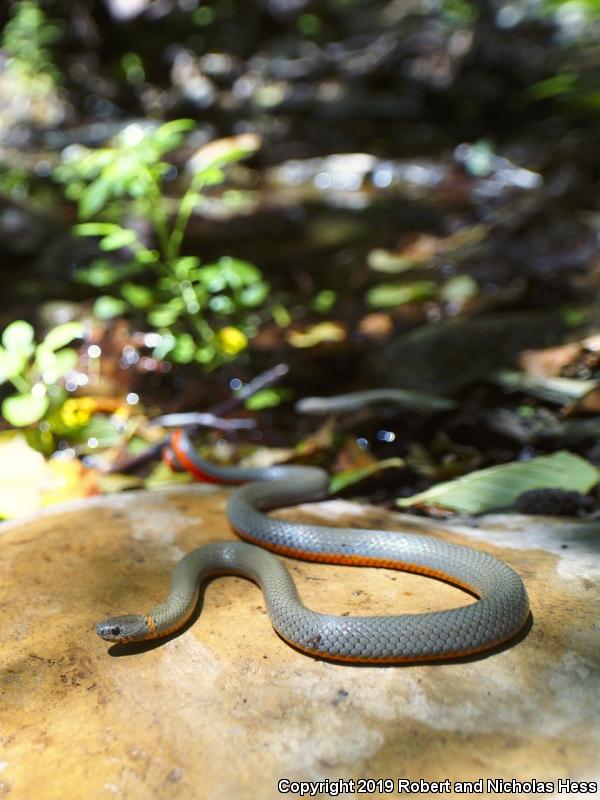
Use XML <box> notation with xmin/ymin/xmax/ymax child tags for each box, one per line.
<box><xmin>96</xmin><ymin>429</ymin><xmax>530</xmax><ymax>662</ymax></box>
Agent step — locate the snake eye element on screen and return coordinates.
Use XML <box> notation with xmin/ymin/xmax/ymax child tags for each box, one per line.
<box><xmin>110</xmin><ymin>626</ymin><xmax>121</xmax><ymax>637</ymax></box>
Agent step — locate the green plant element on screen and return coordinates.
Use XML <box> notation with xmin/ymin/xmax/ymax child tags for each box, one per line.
<box><xmin>53</xmin><ymin>122</ymin><xmax>270</xmax><ymax>367</ymax></box>
<box><xmin>2</xmin><ymin>0</ymin><xmax>62</xmax><ymax>82</ymax></box>
<box><xmin>0</xmin><ymin>320</ymin><xmax>83</xmax><ymax>427</ymax></box>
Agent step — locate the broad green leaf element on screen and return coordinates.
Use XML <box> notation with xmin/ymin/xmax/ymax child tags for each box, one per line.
<box><xmin>2</xmin><ymin>320</ymin><xmax>34</xmax><ymax>354</ymax></box>
<box><xmin>35</xmin><ymin>347</ymin><xmax>56</xmax><ymax>373</ymax></box>
<box><xmin>194</xmin><ymin>344</ymin><xmax>216</xmax><ymax>364</ymax></box>
<box><xmin>209</xmin><ymin>295</ymin><xmax>235</xmax><ymax>314</ymax></box>
<box><xmin>174</xmin><ymin>256</ymin><xmax>201</xmax><ymax>279</ymax></box>
<box><xmin>2</xmin><ymin>393</ymin><xmax>49</xmax><ymax>426</ymax></box>
<box><xmin>147</xmin><ymin>302</ymin><xmax>182</xmax><ymax>327</ymax></box>
<box><xmin>99</xmin><ymin>228</ymin><xmax>139</xmax><ymax>251</ymax></box>
<box><xmin>79</xmin><ymin>179</ymin><xmax>111</xmax><ymax>218</ymax></box>
<box><xmin>330</xmin><ymin>457</ymin><xmax>406</xmax><ymax>494</ymax></box>
<box><xmin>75</xmin><ymin>258</ymin><xmax>145</xmax><ymax>287</ymax></box>
<box><xmin>93</xmin><ymin>296</ymin><xmax>127</xmax><ymax>320</ymax></box>
<box><xmin>151</xmin><ymin>119</ymin><xmax>196</xmax><ymax>153</ymax></box>
<box><xmin>397</xmin><ymin>451</ymin><xmax>598</xmax><ymax>514</ymax></box>
<box><xmin>74</xmin><ymin>223</ymin><xmax>119</xmax><ymax>237</ymax></box>
<box><xmin>528</xmin><ymin>73</ymin><xmax>577</xmax><ymax>101</ymax></box>
<box><xmin>171</xmin><ymin>333</ymin><xmax>196</xmax><ymax>364</ymax></box>
<box><xmin>0</xmin><ymin>348</ymin><xmax>24</xmax><ymax>382</ymax></box>
<box><xmin>311</xmin><ymin>290</ymin><xmax>336</xmax><ymax>313</ymax></box>
<box><xmin>120</xmin><ymin>283</ymin><xmax>153</xmax><ymax>309</ymax></box>
<box><xmin>240</xmin><ymin>282</ymin><xmax>269</xmax><ymax>307</ymax></box>
<box><xmin>40</xmin><ymin>322</ymin><xmax>84</xmax><ymax>352</ymax></box>
<box><xmin>366</xmin><ymin>281</ymin><xmax>438</xmax><ymax>308</ymax></box>
<box><xmin>218</xmin><ymin>256</ymin><xmax>261</xmax><ymax>283</ymax></box>
<box><xmin>244</xmin><ymin>388</ymin><xmax>292</xmax><ymax>411</ymax></box>
<box><xmin>53</xmin><ymin>348</ymin><xmax>78</xmax><ymax>376</ymax></box>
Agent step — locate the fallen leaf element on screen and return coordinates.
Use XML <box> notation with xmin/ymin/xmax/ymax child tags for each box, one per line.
<box><xmin>330</xmin><ymin>457</ymin><xmax>406</xmax><ymax>493</ymax></box>
<box><xmin>519</xmin><ymin>343</ymin><xmax>582</xmax><ymax>377</ymax></box>
<box><xmin>492</xmin><ymin>370</ymin><xmax>598</xmax><ymax>404</ymax></box>
<box><xmin>286</xmin><ymin>322</ymin><xmax>346</xmax><ymax>348</ymax></box>
<box><xmin>357</xmin><ymin>312</ymin><xmax>394</xmax><ymax>339</ymax></box>
<box><xmin>366</xmin><ymin>280</ymin><xmax>437</xmax><ymax>309</ymax></box>
<box><xmin>397</xmin><ymin>451</ymin><xmax>598</xmax><ymax>514</ymax></box>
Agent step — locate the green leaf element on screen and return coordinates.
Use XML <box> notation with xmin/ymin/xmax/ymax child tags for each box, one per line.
<box><xmin>367</xmin><ymin>249</ymin><xmax>421</xmax><ymax>274</ymax></box>
<box><xmin>2</xmin><ymin>393</ymin><xmax>49</xmax><ymax>426</ymax></box>
<box><xmin>79</xmin><ymin>179</ymin><xmax>112</xmax><ymax>218</ymax></box>
<box><xmin>93</xmin><ymin>296</ymin><xmax>127</xmax><ymax>320</ymax></box>
<box><xmin>311</xmin><ymin>290</ymin><xmax>337</xmax><ymax>313</ymax></box>
<box><xmin>171</xmin><ymin>333</ymin><xmax>196</xmax><ymax>364</ymax></box>
<box><xmin>35</xmin><ymin>347</ymin><xmax>78</xmax><ymax>380</ymax></box>
<box><xmin>174</xmin><ymin>256</ymin><xmax>201</xmax><ymax>279</ymax></box>
<box><xmin>53</xmin><ymin>348</ymin><xmax>78</xmax><ymax>376</ymax></box>
<box><xmin>528</xmin><ymin>73</ymin><xmax>577</xmax><ymax>101</ymax></box>
<box><xmin>208</xmin><ymin>295</ymin><xmax>235</xmax><ymax>314</ymax></box>
<box><xmin>244</xmin><ymin>388</ymin><xmax>292</xmax><ymax>411</ymax></box>
<box><xmin>120</xmin><ymin>283</ymin><xmax>153</xmax><ymax>309</ymax></box>
<box><xmin>147</xmin><ymin>302</ymin><xmax>183</xmax><ymax>327</ymax></box>
<box><xmin>240</xmin><ymin>282</ymin><xmax>270</xmax><ymax>307</ymax></box>
<box><xmin>40</xmin><ymin>322</ymin><xmax>84</xmax><ymax>352</ymax></box>
<box><xmin>0</xmin><ymin>348</ymin><xmax>24</xmax><ymax>383</ymax></box>
<box><xmin>366</xmin><ymin>281</ymin><xmax>438</xmax><ymax>308</ymax></box>
<box><xmin>151</xmin><ymin>119</ymin><xmax>196</xmax><ymax>153</ymax></box>
<box><xmin>99</xmin><ymin>228</ymin><xmax>139</xmax><ymax>251</ymax></box>
<box><xmin>35</xmin><ymin>347</ymin><xmax>56</xmax><ymax>373</ymax></box>
<box><xmin>75</xmin><ymin>258</ymin><xmax>145</xmax><ymax>287</ymax></box>
<box><xmin>330</xmin><ymin>457</ymin><xmax>406</xmax><ymax>494</ymax></box>
<box><xmin>396</xmin><ymin>451</ymin><xmax>599</xmax><ymax>514</ymax></box>
<box><xmin>2</xmin><ymin>320</ymin><xmax>34</xmax><ymax>354</ymax></box>
<box><xmin>74</xmin><ymin>223</ymin><xmax>120</xmax><ymax>237</ymax></box>
<box><xmin>219</xmin><ymin>256</ymin><xmax>261</xmax><ymax>283</ymax></box>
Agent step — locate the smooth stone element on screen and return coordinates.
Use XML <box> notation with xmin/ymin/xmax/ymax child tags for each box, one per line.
<box><xmin>0</xmin><ymin>486</ymin><xmax>598</xmax><ymax>798</ymax></box>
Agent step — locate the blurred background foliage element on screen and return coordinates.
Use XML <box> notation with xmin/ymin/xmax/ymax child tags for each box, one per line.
<box><xmin>1</xmin><ymin>0</ymin><xmax>600</xmax><ymax>515</ymax></box>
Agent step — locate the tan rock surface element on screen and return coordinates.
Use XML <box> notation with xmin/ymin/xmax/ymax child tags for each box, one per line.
<box><xmin>0</xmin><ymin>486</ymin><xmax>598</xmax><ymax>798</ymax></box>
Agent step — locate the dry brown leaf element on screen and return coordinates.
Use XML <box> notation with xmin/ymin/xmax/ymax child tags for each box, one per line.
<box><xmin>519</xmin><ymin>343</ymin><xmax>582</xmax><ymax>377</ymax></box>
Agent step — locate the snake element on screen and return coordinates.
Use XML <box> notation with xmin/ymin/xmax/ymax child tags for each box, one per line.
<box><xmin>96</xmin><ymin>419</ymin><xmax>530</xmax><ymax>662</ymax></box>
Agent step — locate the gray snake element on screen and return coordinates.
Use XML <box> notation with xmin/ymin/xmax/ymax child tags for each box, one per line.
<box><xmin>96</xmin><ymin>421</ymin><xmax>530</xmax><ymax>662</ymax></box>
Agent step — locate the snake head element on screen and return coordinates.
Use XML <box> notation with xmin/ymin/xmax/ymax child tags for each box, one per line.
<box><xmin>95</xmin><ymin>614</ymin><xmax>152</xmax><ymax>643</ymax></box>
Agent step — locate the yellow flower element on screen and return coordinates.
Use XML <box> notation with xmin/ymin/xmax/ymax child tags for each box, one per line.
<box><xmin>218</xmin><ymin>327</ymin><xmax>248</xmax><ymax>355</ymax></box>
<box><xmin>60</xmin><ymin>397</ymin><xmax>97</xmax><ymax>427</ymax></box>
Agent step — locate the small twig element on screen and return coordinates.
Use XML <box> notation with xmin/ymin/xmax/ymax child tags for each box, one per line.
<box><xmin>109</xmin><ymin>362</ymin><xmax>289</xmax><ymax>474</ymax></box>
<box><xmin>148</xmin><ymin>412</ymin><xmax>256</xmax><ymax>429</ymax></box>
<box><xmin>210</xmin><ymin>362</ymin><xmax>289</xmax><ymax>417</ymax></box>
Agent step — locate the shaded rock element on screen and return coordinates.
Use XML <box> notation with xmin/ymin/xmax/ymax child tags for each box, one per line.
<box><xmin>368</xmin><ymin>311</ymin><xmax>566</xmax><ymax>395</ymax></box>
